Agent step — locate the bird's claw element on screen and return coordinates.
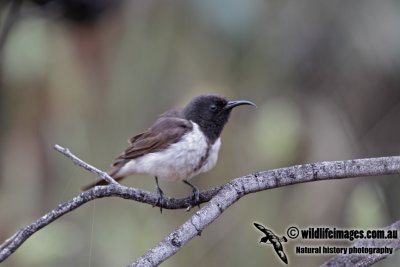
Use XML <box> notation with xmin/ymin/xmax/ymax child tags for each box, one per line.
<box><xmin>154</xmin><ymin>187</ymin><xmax>165</xmax><ymax>213</ymax></box>
<box><xmin>182</xmin><ymin>180</ymin><xmax>201</xmax><ymax>211</ymax></box>
<box><xmin>191</xmin><ymin>187</ymin><xmax>201</xmax><ymax>209</ymax></box>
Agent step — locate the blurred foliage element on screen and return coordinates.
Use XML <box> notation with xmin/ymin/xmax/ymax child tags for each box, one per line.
<box><xmin>1</xmin><ymin>0</ymin><xmax>400</xmax><ymax>266</ymax></box>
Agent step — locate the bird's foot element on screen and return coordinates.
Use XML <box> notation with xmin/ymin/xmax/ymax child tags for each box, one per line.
<box><xmin>188</xmin><ymin>186</ymin><xmax>201</xmax><ymax>211</ymax></box>
<box><xmin>191</xmin><ymin>187</ymin><xmax>200</xmax><ymax>207</ymax></box>
<box><xmin>154</xmin><ymin>176</ymin><xmax>166</xmax><ymax>213</ymax></box>
<box><xmin>154</xmin><ymin>186</ymin><xmax>166</xmax><ymax>213</ymax></box>
<box><xmin>183</xmin><ymin>180</ymin><xmax>201</xmax><ymax>211</ymax></box>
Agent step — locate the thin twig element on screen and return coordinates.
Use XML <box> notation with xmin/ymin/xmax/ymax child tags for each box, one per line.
<box><xmin>54</xmin><ymin>144</ymin><xmax>119</xmax><ymax>185</ymax></box>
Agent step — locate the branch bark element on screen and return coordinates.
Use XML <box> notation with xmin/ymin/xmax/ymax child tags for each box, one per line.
<box><xmin>0</xmin><ymin>145</ymin><xmax>399</xmax><ymax>266</ymax></box>
<box><xmin>130</xmin><ymin>156</ymin><xmax>400</xmax><ymax>266</ymax></box>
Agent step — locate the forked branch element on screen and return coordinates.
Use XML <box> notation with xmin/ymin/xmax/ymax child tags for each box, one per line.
<box><xmin>0</xmin><ymin>145</ymin><xmax>399</xmax><ymax>266</ymax></box>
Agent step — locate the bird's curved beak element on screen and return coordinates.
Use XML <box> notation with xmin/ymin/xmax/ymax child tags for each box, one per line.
<box><xmin>224</xmin><ymin>100</ymin><xmax>257</xmax><ymax>110</ymax></box>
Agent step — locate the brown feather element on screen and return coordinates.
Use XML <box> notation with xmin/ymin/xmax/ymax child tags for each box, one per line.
<box><xmin>117</xmin><ymin>117</ymin><xmax>192</xmax><ymax>161</ymax></box>
<box><xmin>81</xmin><ymin>176</ymin><xmax>125</xmax><ymax>191</ymax></box>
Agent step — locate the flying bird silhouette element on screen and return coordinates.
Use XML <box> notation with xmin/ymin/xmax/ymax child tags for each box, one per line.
<box><xmin>254</xmin><ymin>222</ymin><xmax>288</xmax><ymax>264</ymax></box>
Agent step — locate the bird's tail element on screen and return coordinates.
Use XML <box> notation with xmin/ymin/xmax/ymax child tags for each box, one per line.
<box><xmin>81</xmin><ymin>176</ymin><xmax>124</xmax><ymax>191</ymax></box>
<box><xmin>81</xmin><ymin>167</ymin><xmax>124</xmax><ymax>191</ymax></box>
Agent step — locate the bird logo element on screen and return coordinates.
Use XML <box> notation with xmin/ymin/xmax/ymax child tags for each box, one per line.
<box><xmin>253</xmin><ymin>222</ymin><xmax>289</xmax><ymax>264</ymax></box>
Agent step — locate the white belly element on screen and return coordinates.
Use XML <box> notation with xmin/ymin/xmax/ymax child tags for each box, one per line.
<box><xmin>116</xmin><ymin>122</ymin><xmax>221</xmax><ymax>181</ymax></box>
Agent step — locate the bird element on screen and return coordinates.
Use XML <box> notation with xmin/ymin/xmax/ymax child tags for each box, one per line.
<box><xmin>254</xmin><ymin>222</ymin><xmax>288</xmax><ymax>264</ymax></box>
<box><xmin>82</xmin><ymin>94</ymin><xmax>256</xmax><ymax>212</ymax></box>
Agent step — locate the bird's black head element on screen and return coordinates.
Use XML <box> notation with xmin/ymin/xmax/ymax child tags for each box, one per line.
<box><xmin>183</xmin><ymin>94</ymin><xmax>256</xmax><ymax>142</ymax></box>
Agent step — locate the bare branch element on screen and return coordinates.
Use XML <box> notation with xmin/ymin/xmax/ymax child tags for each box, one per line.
<box><xmin>129</xmin><ymin>156</ymin><xmax>400</xmax><ymax>266</ymax></box>
<box><xmin>54</xmin><ymin>144</ymin><xmax>119</xmax><ymax>185</ymax></box>
<box><xmin>0</xmin><ymin>145</ymin><xmax>399</xmax><ymax>265</ymax></box>
<box><xmin>320</xmin><ymin>220</ymin><xmax>400</xmax><ymax>267</ymax></box>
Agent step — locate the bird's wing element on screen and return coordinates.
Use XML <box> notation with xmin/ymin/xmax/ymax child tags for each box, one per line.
<box><xmin>81</xmin><ymin>118</ymin><xmax>191</xmax><ymax>190</ymax></box>
<box><xmin>254</xmin><ymin>222</ymin><xmax>269</xmax><ymax>235</ymax></box>
<box><xmin>116</xmin><ymin>117</ymin><xmax>192</xmax><ymax>163</ymax></box>
<box><xmin>127</xmin><ymin>108</ymin><xmax>184</xmax><ymax>144</ymax></box>
<box><xmin>272</xmin><ymin>245</ymin><xmax>288</xmax><ymax>264</ymax></box>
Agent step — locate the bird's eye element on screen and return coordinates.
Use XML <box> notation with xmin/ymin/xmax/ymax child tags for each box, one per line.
<box><xmin>209</xmin><ymin>104</ymin><xmax>217</xmax><ymax>112</ymax></box>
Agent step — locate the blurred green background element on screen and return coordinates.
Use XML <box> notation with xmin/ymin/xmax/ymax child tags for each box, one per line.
<box><xmin>1</xmin><ymin>0</ymin><xmax>400</xmax><ymax>266</ymax></box>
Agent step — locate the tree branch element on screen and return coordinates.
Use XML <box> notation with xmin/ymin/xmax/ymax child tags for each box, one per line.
<box><xmin>0</xmin><ymin>145</ymin><xmax>399</xmax><ymax>266</ymax></box>
<box><xmin>54</xmin><ymin>144</ymin><xmax>119</xmax><ymax>185</ymax></box>
<box><xmin>129</xmin><ymin>156</ymin><xmax>400</xmax><ymax>266</ymax></box>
